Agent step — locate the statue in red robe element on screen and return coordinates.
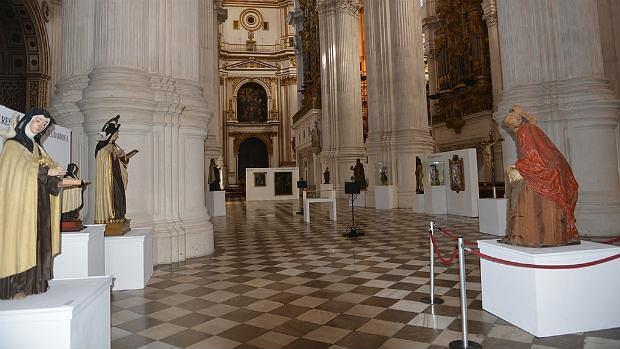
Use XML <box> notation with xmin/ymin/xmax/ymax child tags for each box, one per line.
<box><xmin>502</xmin><ymin>106</ymin><xmax>580</xmax><ymax>247</ymax></box>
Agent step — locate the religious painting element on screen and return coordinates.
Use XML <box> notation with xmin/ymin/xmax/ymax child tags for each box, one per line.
<box><xmin>449</xmin><ymin>155</ymin><xmax>465</xmax><ymax>193</ymax></box>
<box><xmin>429</xmin><ymin>161</ymin><xmax>444</xmax><ymax>186</ymax></box>
<box><xmin>274</xmin><ymin>172</ymin><xmax>293</xmax><ymax>196</ymax></box>
<box><xmin>254</xmin><ymin>172</ymin><xmax>266</xmax><ymax>187</ymax></box>
<box><xmin>237</xmin><ymin>82</ymin><xmax>267</xmax><ymax>122</ymax></box>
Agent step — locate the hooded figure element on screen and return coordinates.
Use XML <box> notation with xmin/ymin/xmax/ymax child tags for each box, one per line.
<box><xmin>95</xmin><ymin>115</ymin><xmax>134</xmax><ymax>227</ymax></box>
<box><xmin>0</xmin><ymin>108</ymin><xmax>63</xmax><ymax>299</ymax></box>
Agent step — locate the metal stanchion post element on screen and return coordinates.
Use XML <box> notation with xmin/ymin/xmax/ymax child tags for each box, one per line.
<box><xmin>421</xmin><ymin>221</ymin><xmax>444</xmax><ymax>305</ymax></box>
<box><xmin>449</xmin><ymin>237</ymin><xmax>481</xmax><ymax>349</ymax></box>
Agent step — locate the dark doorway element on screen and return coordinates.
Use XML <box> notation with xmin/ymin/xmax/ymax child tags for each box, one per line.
<box><xmin>238</xmin><ymin>137</ymin><xmax>269</xmax><ymax>182</ymax></box>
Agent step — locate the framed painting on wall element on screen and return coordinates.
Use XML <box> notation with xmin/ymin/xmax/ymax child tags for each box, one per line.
<box><xmin>254</xmin><ymin>172</ymin><xmax>266</xmax><ymax>187</ymax></box>
<box><xmin>274</xmin><ymin>172</ymin><xmax>293</xmax><ymax>195</ymax></box>
<box><xmin>449</xmin><ymin>155</ymin><xmax>465</xmax><ymax>193</ymax></box>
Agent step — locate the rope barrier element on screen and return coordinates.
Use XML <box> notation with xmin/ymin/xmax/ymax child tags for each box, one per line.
<box><xmin>429</xmin><ymin>231</ymin><xmax>459</xmax><ymax>265</ymax></box>
<box><xmin>469</xmin><ymin>248</ymin><xmax>620</xmax><ymax>269</ymax></box>
<box><xmin>599</xmin><ymin>236</ymin><xmax>620</xmax><ymax>245</ymax></box>
<box><xmin>435</xmin><ymin>225</ymin><xmax>478</xmax><ymax>247</ymax></box>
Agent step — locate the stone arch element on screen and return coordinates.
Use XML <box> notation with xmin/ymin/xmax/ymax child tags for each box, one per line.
<box><xmin>0</xmin><ymin>0</ymin><xmax>50</xmax><ymax>111</ymax></box>
<box><xmin>236</xmin><ymin>137</ymin><xmax>270</xmax><ymax>182</ymax></box>
<box><xmin>233</xmin><ymin>132</ymin><xmax>273</xmax><ymax>156</ymax></box>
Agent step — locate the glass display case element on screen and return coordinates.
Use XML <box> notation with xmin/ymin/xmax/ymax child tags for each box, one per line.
<box><xmin>428</xmin><ymin>160</ymin><xmax>445</xmax><ymax>186</ymax></box>
<box><xmin>374</xmin><ymin>161</ymin><xmax>391</xmax><ymax>185</ymax></box>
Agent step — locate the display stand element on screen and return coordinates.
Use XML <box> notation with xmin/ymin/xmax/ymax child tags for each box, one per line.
<box><xmin>425</xmin><ymin>185</ymin><xmax>447</xmax><ymax>214</ymax></box>
<box><xmin>352</xmin><ymin>190</ymin><xmax>366</xmax><ymax>207</ymax></box>
<box><xmin>478</xmin><ymin>198</ymin><xmax>507</xmax><ymax>236</ymax></box>
<box><xmin>54</xmin><ymin>225</ymin><xmax>105</xmax><ymax>279</ymax></box>
<box><xmin>105</xmin><ymin>229</ymin><xmax>153</xmax><ymax>291</ymax></box>
<box><xmin>303</xmin><ymin>196</ymin><xmax>337</xmax><ymax>223</ymax></box>
<box><xmin>0</xmin><ymin>276</ymin><xmax>113</xmax><ymax>349</ymax></box>
<box><xmin>374</xmin><ymin>185</ymin><xmax>397</xmax><ymax>209</ymax></box>
<box><xmin>415</xmin><ymin>193</ymin><xmax>425</xmax><ymax>213</ymax></box>
<box><xmin>206</xmin><ymin>190</ymin><xmax>226</xmax><ymax>217</ymax></box>
<box><xmin>478</xmin><ymin>240</ymin><xmax>620</xmax><ymax>337</ymax></box>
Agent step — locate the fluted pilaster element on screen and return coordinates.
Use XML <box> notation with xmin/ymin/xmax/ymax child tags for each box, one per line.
<box><xmin>364</xmin><ymin>0</ymin><xmax>432</xmax><ymax>208</ymax></box>
<box><xmin>317</xmin><ymin>0</ymin><xmax>366</xmax><ymax>195</ymax></box>
<box><xmin>495</xmin><ymin>0</ymin><xmax>620</xmax><ymax>235</ymax></box>
<box><xmin>482</xmin><ymin>0</ymin><xmax>502</xmax><ymax>111</ymax></box>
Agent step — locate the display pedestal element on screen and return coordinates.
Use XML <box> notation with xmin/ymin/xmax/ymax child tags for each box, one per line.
<box><xmin>478</xmin><ymin>198</ymin><xmax>507</xmax><ymax>236</ymax></box>
<box><xmin>425</xmin><ymin>185</ymin><xmax>447</xmax><ymax>214</ymax></box>
<box><xmin>414</xmin><ymin>193</ymin><xmax>425</xmax><ymax>213</ymax></box>
<box><xmin>303</xmin><ymin>197</ymin><xmax>337</xmax><ymax>223</ymax></box>
<box><xmin>351</xmin><ymin>191</ymin><xmax>366</xmax><ymax>207</ymax></box>
<box><xmin>54</xmin><ymin>225</ymin><xmax>105</xmax><ymax>279</ymax></box>
<box><xmin>105</xmin><ymin>229</ymin><xmax>153</xmax><ymax>291</ymax></box>
<box><xmin>478</xmin><ymin>240</ymin><xmax>620</xmax><ymax>337</ymax></box>
<box><xmin>320</xmin><ymin>184</ymin><xmax>335</xmax><ymax>198</ymax></box>
<box><xmin>374</xmin><ymin>185</ymin><xmax>397</xmax><ymax>209</ymax></box>
<box><xmin>0</xmin><ymin>276</ymin><xmax>113</xmax><ymax>349</ymax></box>
<box><xmin>207</xmin><ymin>190</ymin><xmax>226</xmax><ymax>217</ymax></box>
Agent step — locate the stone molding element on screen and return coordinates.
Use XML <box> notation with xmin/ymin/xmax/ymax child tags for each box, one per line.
<box><xmin>481</xmin><ymin>0</ymin><xmax>497</xmax><ymax>27</ymax></box>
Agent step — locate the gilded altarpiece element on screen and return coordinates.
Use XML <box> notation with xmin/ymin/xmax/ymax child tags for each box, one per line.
<box><xmin>298</xmin><ymin>0</ymin><xmax>321</xmax><ymax>109</ymax></box>
<box><xmin>431</xmin><ymin>0</ymin><xmax>492</xmax><ymax>133</ymax></box>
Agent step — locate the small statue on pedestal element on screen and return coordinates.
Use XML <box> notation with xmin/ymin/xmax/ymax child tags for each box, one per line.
<box><xmin>379</xmin><ymin>166</ymin><xmax>388</xmax><ymax>185</ymax></box>
<box><xmin>323</xmin><ymin>167</ymin><xmax>330</xmax><ymax>184</ymax></box>
<box><xmin>208</xmin><ymin>158</ymin><xmax>222</xmax><ymax>191</ymax></box>
<box><xmin>502</xmin><ymin>105</ymin><xmax>579</xmax><ymax>247</ymax></box>
<box><xmin>351</xmin><ymin>158</ymin><xmax>367</xmax><ymax>190</ymax></box>
<box><xmin>415</xmin><ymin>157</ymin><xmax>424</xmax><ymax>194</ymax></box>
<box><xmin>0</xmin><ymin>108</ymin><xmax>81</xmax><ymax>299</ymax></box>
<box><xmin>95</xmin><ymin>115</ymin><xmax>138</xmax><ymax>236</ymax></box>
<box><xmin>61</xmin><ymin>163</ymin><xmax>90</xmax><ymax>231</ymax></box>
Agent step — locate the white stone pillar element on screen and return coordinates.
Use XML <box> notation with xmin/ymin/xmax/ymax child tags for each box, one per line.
<box><xmin>204</xmin><ymin>0</ymin><xmax>223</xmax><ymax>163</ymax></box>
<box><xmin>49</xmin><ymin>0</ymin><xmax>95</xmax><ymax>215</ymax></box>
<box><xmin>317</xmin><ymin>0</ymin><xmax>366</xmax><ymax>195</ymax></box>
<box><xmin>364</xmin><ymin>0</ymin><xmax>433</xmax><ymax>208</ymax></box>
<box><xmin>495</xmin><ymin>0</ymin><xmax>620</xmax><ymax>236</ymax></box>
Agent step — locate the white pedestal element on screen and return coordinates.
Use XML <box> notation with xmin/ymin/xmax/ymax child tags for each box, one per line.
<box><xmin>375</xmin><ymin>185</ymin><xmax>397</xmax><ymax>209</ymax></box>
<box><xmin>478</xmin><ymin>198</ymin><xmax>507</xmax><ymax>236</ymax></box>
<box><xmin>320</xmin><ymin>184</ymin><xmax>335</xmax><ymax>198</ymax></box>
<box><xmin>425</xmin><ymin>185</ymin><xmax>447</xmax><ymax>214</ymax></box>
<box><xmin>303</xmin><ymin>198</ymin><xmax>337</xmax><ymax>223</ymax></box>
<box><xmin>478</xmin><ymin>240</ymin><xmax>620</xmax><ymax>337</ymax></box>
<box><xmin>54</xmin><ymin>225</ymin><xmax>105</xmax><ymax>279</ymax></box>
<box><xmin>0</xmin><ymin>276</ymin><xmax>113</xmax><ymax>349</ymax></box>
<box><xmin>351</xmin><ymin>191</ymin><xmax>367</xmax><ymax>207</ymax></box>
<box><xmin>105</xmin><ymin>229</ymin><xmax>153</xmax><ymax>291</ymax></box>
<box><xmin>414</xmin><ymin>193</ymin><xmax>425</xmax><ymax>213</ymax></box>
<box><xmin>207</xmin><ymin>190</ymin><xmax>226</xmax><ymax>217</ymax></box>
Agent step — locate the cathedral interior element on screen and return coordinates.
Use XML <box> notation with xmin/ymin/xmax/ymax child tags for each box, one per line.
<box><xmin>0</xmin><ymin>0</ymin><xmax>620</xmax><ymax>348</ymax></box>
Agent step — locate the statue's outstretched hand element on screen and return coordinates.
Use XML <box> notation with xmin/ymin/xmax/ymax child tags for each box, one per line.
<box><xmin>48</xmin><ymin>166</ymin><xmax>66</xmax><ymax>177</ymax></box>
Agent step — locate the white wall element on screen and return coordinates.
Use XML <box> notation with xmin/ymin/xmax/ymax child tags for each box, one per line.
<box><xmin>246</xmin><ymin>167</ymin><xmax>299</xmax><ymax>201</ymax></box>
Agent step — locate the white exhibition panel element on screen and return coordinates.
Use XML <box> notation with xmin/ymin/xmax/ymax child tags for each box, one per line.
<box><xmin>478</xmin><ymin>240</ymin><xmax>620</xmax><ymax>337</ymax></box>
<box><xmin>54</xmin><ymin>225</ymin><xmax>106</xmax><ymax>279</ymax></box>
<box><xmin>245</xmin><ymin>167</ymin><xmax>300</xmax><ymax>201</ymax></box>
<box><xmin>414</xmin><ymin>193</ymin><xmax>425</xmax><ymax>213</ymax></box>
<box><xmin>374</xmin><ymin>185</ymin><xmax>397</xmax><ymax>209</ymax></box>
<box><xmin>0</xmin><ymin>276</ymin><xmax>113</xmax><ymax>349</ymax></box>
<box><xmin>207</xmin><ymin>190</ymin><xmax>226</xmax><ymax>216</ymax></box>
<box><xmin>424</xmin><ymin>148</ymin><xmax>479</xmax><ymax>217</ymax></box>
<box><xmin>350</xmin><ymin>190</ymin><xmax>367</xmax><ymax>207</ymax></box>
<box><xmin>105</xmin><ymin>229</ymin><xmax>153</xmax><ymax>291</ymax></box>
<box><xmin>0</xmin><ymin>105</ymin><xmax>71</xmax><ymax>167</ymax></box>
<box><xmin>478</xmin><ymin>198</ymin><xmax>507</xmax><ymax>236</ymax></box>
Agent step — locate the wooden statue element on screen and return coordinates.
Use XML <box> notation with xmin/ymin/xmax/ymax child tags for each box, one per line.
<box><xmin>502</xmin><ymin>105</ymin><xmax>580</xmax><ymax>247</ymax></box>
<box><xmin>61</xmin><ymin>163</ymin><xmax>90</xmax><ymax>232</ymax></box>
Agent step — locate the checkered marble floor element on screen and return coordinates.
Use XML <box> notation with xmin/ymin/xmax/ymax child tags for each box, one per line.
<box><xmin>111</xmin><ymin>200</ymin><xmax>620</xmax><ymax>349</ymax></box>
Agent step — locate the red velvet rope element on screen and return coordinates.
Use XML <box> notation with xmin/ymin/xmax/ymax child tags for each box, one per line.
<box><xmin>429</xmin><ymin>231</ymin><xmax>459</xmax><ymax>265</ymax></box>
<box><xmin>470</xmin><ymin>248</ymin><xmax>620</xmax><ymax>269</ymax></box>
<box><xmin>435</xmin><ymin>226</ymin><xmax>478</xmax><ymax>247</ymax></box>
<box><xmin>600</xmin><ymin>236</ymin><xmax>620</xmax><ymax>245</ymax></box>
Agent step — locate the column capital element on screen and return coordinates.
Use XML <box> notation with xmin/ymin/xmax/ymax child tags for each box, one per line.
<box><xmin>481</xmin><ymin>0</ymin><xmax>497</xmax><ymax>27</ymax></box>
<box><xmin>317</xmin><ymin>0</ymin><xmax>361</xmax><ymax>17</ymax></box>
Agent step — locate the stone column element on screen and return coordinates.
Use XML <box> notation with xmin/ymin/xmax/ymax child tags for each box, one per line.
<box><xmin>482</xmin><ymin>0</ymin><xmax>503</xmax><ymax>111</ymax></box>
<box><xmin>317</xmin><ymin>0</ymin><xmax>366</xmax><ymax>195</ymax></box>
<box><xmin>49</xmin><ymin>0</ymin><xmax>95</xmax><ymax>215</ymax></box>
<box><xmin>495</xmin><ymin>0</ymin><xmax>620</xmax><ymax>236</ymax></box>
<box><xmin>364</xmin><ymin>0</ymin><xmax>433</xmax><ymax>208</ymax></box>
<box><xmin>204</xmin><ymin>0</ymin><xmax>224</xmax><ymax>165</ymax></box>
<box><xmin>423</xmin><ymin>0</ymin><xmax>439</xmax><ymax>122</ymax></box>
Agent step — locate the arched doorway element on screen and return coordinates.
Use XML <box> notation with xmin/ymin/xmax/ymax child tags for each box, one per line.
<box><xmin>237</xmin><ymin>137</ymin><xmax>269</xmax><ymax>182</ymax></box>
<box><xmin>0</xmin><ymin>0</ymin><xmax>50</xmax><ymax>111</ymax></box>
